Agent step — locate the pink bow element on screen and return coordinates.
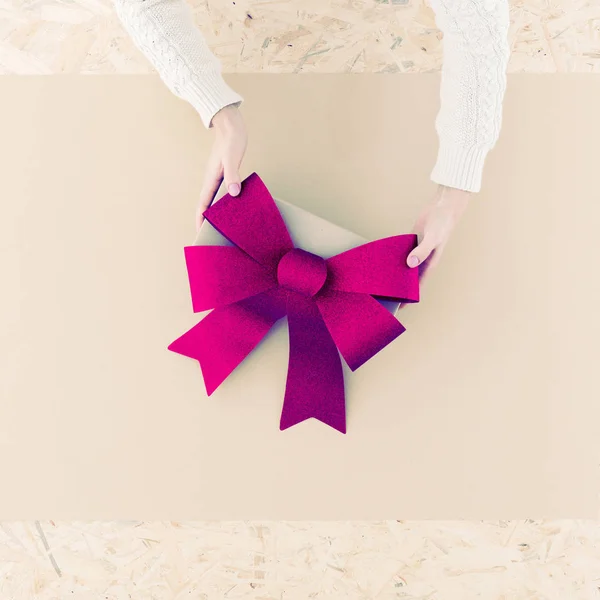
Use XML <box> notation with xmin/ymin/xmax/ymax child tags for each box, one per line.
<box><xmin>168</xmin><ymin>173</ymin><xmax>420</xmax><ymax>433</ymax></box>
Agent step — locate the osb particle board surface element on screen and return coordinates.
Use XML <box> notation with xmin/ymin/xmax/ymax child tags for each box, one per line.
<box><xmin>1</xmin><ymin>520</ymin><xmax>600</xmax><ymax>599</ymax></box>
<box><xmin>2</xmin><ymin>0</ymin><xmax>600</xmax><ymax>74</ymax></box>
<box><xmin>1</xmin><ymin>74</ymin><xmax>599</xmax><ymax>521</ymax></box>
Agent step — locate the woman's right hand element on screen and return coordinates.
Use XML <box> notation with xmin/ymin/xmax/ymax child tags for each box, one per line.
<box><xmin>196</xmin><ymin>104</ymin><xmax>248</xmax><ymax>230</ymax></box>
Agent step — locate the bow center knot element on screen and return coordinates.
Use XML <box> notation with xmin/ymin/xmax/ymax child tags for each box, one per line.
<box><xmin>277</xmin><ymin>248</ymin><xmax>327</xmax><ymax>297</ymax></box>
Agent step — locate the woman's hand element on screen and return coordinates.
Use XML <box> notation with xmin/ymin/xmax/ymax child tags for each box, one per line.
<box><xmin>196</xmin><ymin>104</ymin><xmax>248</xmax><ymax>230</ymax></box>
<box><xmin>401</xmin><ymin>184</ymin><xmax>471</xmax><ymax>303</ymax></box>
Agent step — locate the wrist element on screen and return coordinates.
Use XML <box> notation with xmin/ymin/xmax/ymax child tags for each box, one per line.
<box><xmin>434</xmin><ymin>184</ymin><xmax>472</xmax><ymax>212</ymax></box>
<box><xmin>212</xmin><ymin>104</ymin><xmax>242</xmax><ymax>132</ymax></box>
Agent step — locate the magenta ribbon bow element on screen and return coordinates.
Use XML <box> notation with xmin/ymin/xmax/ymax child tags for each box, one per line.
<box><xmin>168</xmin><ymin>173</ymin><xmax>420</xmax><ymax>433</ymax></box>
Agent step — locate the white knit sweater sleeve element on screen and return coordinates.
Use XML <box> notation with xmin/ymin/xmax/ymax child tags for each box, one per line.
<box><xmin>114</xmin><ymin>0</ymin><xmax>510</xmax><ymax>192</ymax></box>
<box><xmin>428</xmin><ymin>0</ymin><xmax>511</xmax><ymax>192</ymax></box>
<box><xmin>114</xmin><ymin>0</ymin><xmax>243</xmax><ymax>129</ymax></box>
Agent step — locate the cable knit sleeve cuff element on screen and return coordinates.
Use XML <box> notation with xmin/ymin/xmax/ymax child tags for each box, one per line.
<box><xmin>430</xmin><ymin>142</ymin><xmax>490</xmax><ymax>194</ymax></box>
<box><xmin>185</xmin><ymin>70</ymin><xmax>244</xmax><ymax>129</ymax></box>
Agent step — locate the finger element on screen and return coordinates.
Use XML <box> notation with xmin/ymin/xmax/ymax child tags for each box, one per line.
<box><xmin>222</xmin><ymin>147</ymin><xmax>243</xmax><ymax>197</ymax></box>
<box><xmin>198</xmin><ymin>157</ymin><xmax>223</xmax><ymax>211</ymax></box>
<box><xmin>417</xmin><ymin>250</ymin><xmax>435</xmax><ymax>284</ymax></box>
<box><xmin>196</xmin><ymin>178</ymin><xmax>222</xmax><ymax>230</ymax></box>
<box><xmin>197</xmin><ymin>159</ymin><xmax>223</xmax><ymax>230</ymax></box>
<box><xmin>418</xmin><ymin>244</ymin><xmax>445</xmax><ymax>284</ymax></box>
<box><xmin>397</xmin><ymin>245</ymin><xmax>445</xmax><ymax>312</ymax></box>
<box><xmin>411</xmin><ymin>212</ymin><xmax>428</xmax><ymax>237</ymax></box>
<box><xmin>406</xmin><ymin>232</ymin><xmax>437</xmax><ymax>269</ymax></box>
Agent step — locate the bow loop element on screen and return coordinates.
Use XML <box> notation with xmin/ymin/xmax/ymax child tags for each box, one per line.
<box><xmin>326</xmin><ymin>236</ymin><xmax>420</xmax><ymax>303</ymax></box>
<box><xmin>185</xmin><ymin>245</ymin><xmax>277</xmax><ymax>312</ymax></box>
<box><xmin>203</xmin><ymin>172</ymin><xmax>294</xmax><ymax>270</ymax></box>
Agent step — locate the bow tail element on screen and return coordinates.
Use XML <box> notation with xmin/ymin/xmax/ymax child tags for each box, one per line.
<box><xmin>316</xmin><ymin>289</ymin><xmax>406</xmax><ymax>371</ymax></box>
<box><xmin>168</xmin><ymin>288</ymin><xmax>287</xmax><ymax>395</ymax></box>
<box><xmin>280</xmin><ymin>294</ymin><xmax>346</xmax><ymax>434</ymax></box>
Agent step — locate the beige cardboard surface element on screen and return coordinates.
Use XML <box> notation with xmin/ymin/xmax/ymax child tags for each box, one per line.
<box><xmin>0</xmin><ymin>75</ymin><xmax>598</xmax><ymax>520</ymax></box>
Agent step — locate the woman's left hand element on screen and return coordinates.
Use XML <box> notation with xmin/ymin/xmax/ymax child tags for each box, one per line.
<box><xmin>400</xmin><ymin>184</ymin><xmax>472</xmax><ymax>306</ymax></box>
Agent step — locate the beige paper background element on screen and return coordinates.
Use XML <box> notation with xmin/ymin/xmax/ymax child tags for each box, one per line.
<box><xmin>0</xmin><ymin>74</ymin><xmax>598</xmax><ymax>520</ymax></box>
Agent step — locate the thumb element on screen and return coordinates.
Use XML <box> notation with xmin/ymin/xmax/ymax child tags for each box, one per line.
<box><xmin>406</xmin><ymin>233</ymin><xmax>437</xmax><ymax>268</ymax></box>
<box><xmin>223</xmin><ymin>153</ymin><xmax>242</xmax><ymax>197</ymax></box>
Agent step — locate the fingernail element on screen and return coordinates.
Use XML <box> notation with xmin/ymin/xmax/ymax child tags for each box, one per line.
<box><xmin>407</xmin><ymin>255</ymin><xmax>420</xmax><ymax>268</ymax></box>
<box><xmin>228</xmin><ymin>183</ymin><xmax>241</xmax><ymax>196</ymax></box>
